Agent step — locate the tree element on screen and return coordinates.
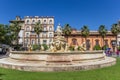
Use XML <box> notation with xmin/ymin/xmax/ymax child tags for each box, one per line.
<box><xmin>10</xmin><ymin>21</ymin><xmax>22</xmax><ymax>48</ymax></box>
<box><xmin>111</xmin><ymin>24</ymin><xmax>120</xmax><ymax>42</ymax></box>
<box><xmin>34</xmin><ymin>22</ymin><xmax>43</xmax><ymax>45</ymax></box>
<box><xmin>98</xmin><ymin>25</ymin><xmax>107</xmax><ymax>47</ymax></box>
<box><xmin>62</xmin><ymin>24</ymin><xmax>72</xmax><ymax>42</ymax></box>
<box><xmin>81</xmin><ymin>25</ymin><xmax>90</xmax><ymax>43</ymax></box>
<box><xmin>0</xmin><ymin>24</ymin><xmax>6</xmax><ymax>44</ymax></box>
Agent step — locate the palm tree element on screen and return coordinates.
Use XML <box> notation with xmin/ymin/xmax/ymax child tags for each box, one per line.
<box><xmin>81</xmin><ymin>25</ymin><xmax>90</xmax><ymax>44</ymax></box>
<box><xmin>62</xmin><ymin>24</ymin><xmax>72</xmax><ymax>42</ymax></box>
<box><xmin>98</xmin><ymin>25</ymin><xmax>107</xmax><ymax>47</ymax></box>
<box><xmin>0</xmin><ymin>24</ymin><xmax>6</xmax><ymax>44</ymax></box>
<box><xmin>111</xmin><ymin>24</ymin><xmax>120</xmax><ymax>42</ymax></box>
<box><xmin>34</xmin><ymin>22</ymin><xmax>43</xmax><ymax>45</ymax></box>
<box><xmin>10</xmin><ymin>21</ymin><xmax>22</xmax><ymax>47</ymax></box>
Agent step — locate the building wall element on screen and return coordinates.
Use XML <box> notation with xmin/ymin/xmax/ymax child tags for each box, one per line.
<box><xmin>67</xmin><ymin>32</ymin><xmax>116</xmax><ymax>51</ymax></box>
<box><xmin>23</xmin><ymin>16</ymin><xmax>54</xmax><ymax>47</ymax></box>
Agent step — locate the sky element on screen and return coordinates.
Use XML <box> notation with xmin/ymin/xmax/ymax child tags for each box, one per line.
<box><xmin>0</xmin><ymin>0</ymin><xmax>120</xmax><ymax>30</ymax></box>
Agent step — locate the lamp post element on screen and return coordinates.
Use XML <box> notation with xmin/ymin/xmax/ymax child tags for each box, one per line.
<box><xmin>111</xmin><ymin>40</ymin><xmax>117</xmax><ymax>55</ymax></box>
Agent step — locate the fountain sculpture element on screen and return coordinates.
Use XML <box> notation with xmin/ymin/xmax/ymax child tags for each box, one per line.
<box><xmin>49</xmin><ymin>24</ymin><xmax>69</xmax><ymax>52</ymax></box>
<box><xmin>0</xmin><ymin>24</ymin><xmax>116</xmax><ymax>72</ymax></box>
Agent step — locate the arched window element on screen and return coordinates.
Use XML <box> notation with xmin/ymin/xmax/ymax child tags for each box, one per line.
<box><xmin>31</xmin><ymin>40</ymin><xmax>35</xmax><ymax>44</ymax></box>
<box><xmin>26</xmin><ymin>33</ymin><xmax>29</xmax><ymax>37</ymax></box>
<box><xmin>72</xmin><ymin>38</ymin><xmax>78</xmax><ymax>45</ymax></box>
<box><xmin>49</xmin><ymin>20</ymin><xmax>52</xmax><ymax>24</ymax></box>
<box><xmin>38</xmin><ymin>20</ymin><xmax>41</xmax><ymax>23</ymax></box>
<box><xmin>49</xmin><ymin>26</ymin><xmax>52</xmax><ymax>31</ymax></box>
<box><xmin>26</xmin><ymin>26</ymin><xmax>29</xmax><ymax>31</ymax></box>
<box><xmin>44</xmin><ymin>20</ymin><xmax>46</xmax><ymax>22</ymax></box>
<box><xmin>86</xmin><ymin>40</ymin><xmax>90</xmax><ymax>50</ymax></box>
<box><xmin>26</xmin><ymin>20</ymin><xmax>29</xmax><ymax>24</ymax></box>
<box><xmin>104</xmin><ymin>40</ymin><xmax>108</xmax><ymax>46</ymax></box>
<box><xmin>95</xmin><ymin>39</ymin><xmax>99</xmax><ymax>45</ymax></box>
<box><xmin>32</xmin><ymin>20</ymin><xmax>35</xmax><ymax>24</ymax></box>
<box><xmin>49</xmin><ymin>33</ymin><xmax>52</xmax><ymax>37</ymax></box>
<box><xmin>44</xmin><ymin>20</ymin><xmax>46</xmax><ymax>24</ymax></box>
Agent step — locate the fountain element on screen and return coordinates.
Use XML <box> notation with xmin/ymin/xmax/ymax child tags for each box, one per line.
<box><xmin>0</xmin><ymin>24</ymin><xmax>116</xmax><ymax>72</ymax></box>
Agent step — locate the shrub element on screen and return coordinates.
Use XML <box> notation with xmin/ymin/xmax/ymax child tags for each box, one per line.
<box><xmin>117</xmin><ymin>46</ymin><xmax>120</xmax><ymax>51</ymax></box>
<box><xmin>77</xmin><ymin>46</ymin><xmax>81</xmax><ymax>51</ymax></box>
<box><xmin>102</xmin><ymin>45</ymin><xmax>108</xmax><ymax>50</ymax></box>
<box><xmin>69</xmin><ymin>46</ymin><xmax>74</xmax><ymax>51</ymax></box>
<box><xmin>42</xmin><ymin>44</ymin><xmax>48</xmax><ymax>51</ymax></box>
<box><xmin>32</xmin><ymin>44</ymin><xmax>41</xmax><ymax>51</ymax></box>
<box><xmin>93</xmin><ymin>45</ymin><xmax>101</xmax><ymax>50</ymax></box>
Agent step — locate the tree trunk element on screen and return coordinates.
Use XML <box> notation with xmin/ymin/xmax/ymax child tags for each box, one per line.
<box><xmin>103</xmin><ymin>37</ymin><xmax>105</xmax><ymax>50</ymax></box>
<box><xmin>38</xmin><ymin>34</ymin><xmax>40</xmax><ymax>45</ymax></box>
<box><xmin>85</xmin><ymin>37</ymin><xmax>87</xmax><ymax>43</ymax></box>
<box><xmin>103</xmin><ymin>37</ymin><xmax>104</xmax><ymax>47</ymax></box>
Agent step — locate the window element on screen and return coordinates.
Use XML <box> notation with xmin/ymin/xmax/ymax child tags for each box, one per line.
<box><xmin>31</xmin><ymin>40</ymin><xmax>35</xmax><ymax>44</ymax></box>
<box><xmin>26</xmin><ymin>20</ymin><xmax>29</xmax><ymax>24</ymax></box>
<box><xmin>104</xmin><ymin>40</ymin><xmax>108</xmax><ymax>46</ymax></box>
<box><xmin>49</xmin><ymin>26</ymin><xmax>52</xmax><ymax>31</ymax></box>
<box><xmin>44</xmin><ymin>20</ymin><xmax>46</xmax><ymax>22</ymax></box>
<box><xmin>31</xmin><ymin>28</ymin><xmax>35</xmax><ymax>33</ymax></box>
<box><xmin>86</xmin><ymin>40</ymin><xmax>90</xmax><ymax>50</ymax></box>
<box><xmin>38</xmin><ymin>20</ymin><xmax>40</xmax><ymax>23</ymax></box>
<box><xmin>26</xmin><ymin>26</ymin><xmax>30</xmax><ymax>31</ymax></box>
<box><xmin>43</xmin><ymin>40</ymin><xmax>47</xmax><ymax>44</ymax></box>
<box><xmin>72</xmin><ymin>38</ymin><xmax>78</xmax><ymax>45</ymax></box>
<box><xmin>49</xmin><ymin>33</ymin><xmax>52</xmax><ymax>37</ymax></box>
<box><xmin>43</xmin><ymin>32</ymin><xmax>46</xmax><ymax>37</ymax></box>
<box><xmin>31</xmin><ymin>27</ymin><xmax>34</xmax><ymax>31</ymax></box>
<box><xmin>32</xmin><ymin>20</ymin><xmax>35</xmax><ymax>24</ymax></box>
<box><xmin>44</xmin><ymin>20</ymin><xmax>47</xmax><ymax>24</ymax></box>
<box><xmin>49</xmin><ymin>20</ymin><xmax>52</xmax><ymax>24</ymax></box>
<box><xmin>95</xmin><ymin>39</ymin><xmax>99</xmax><ymax>45</ymax></box>
<box><xmin>43</xmin><ymin>27</ymin><xmax>47</xmax><ymax>31</ymax></box>
<box><xmin>26</xmin><ymin>33</ymin><xmax>29</xmax><ymax>37</ymax></box>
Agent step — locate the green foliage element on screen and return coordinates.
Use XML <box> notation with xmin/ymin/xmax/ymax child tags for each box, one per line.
<box><xmin>42</xmin><ymin>44</ymin><xmax>48</xmax><ymax>50</ymax></box>
<box><xmin>102</xmin><ymin>45</ymin><xmax>108</xmax><ymax>50</ymax></box>
<box><xmin>62</xmin><ymin>24</ymin><xmax>72</xmax><ymax>36</ymax></box>
<box><xmin>98</xmin><ymin>25</ymin><xmax>107</xmax><ymax>38</ymax></box>
<box><xmin>69</xmin><ymin>46</ymin><xmax>74</xmax><ymax>51</ymax></box>
<box><xmin>81</xmin><ymin>25</ymin><xmax>90</xmax><ymax>39</ymax></box>
<box><xmin>93</xmin><ymin>45</ymin><xmax>102</xmax><ymax>50</ymax></box>
<box><xmin>32</xmin><ymin>44</ymin><xmax>41</xmax><ymax>51</ymax></box>
<box><xmin>111</xmin><ymin>24</ymin><xmax>120</xmax><ymax>36</ymax></box>
<box><xmin>117</xmin><ymin>46</ymin><xmax>120</xmax><ymax>51</ymax></box>
<box><xmin>77</xmin><ymin>46</ymin><xmax>81</xmax><ymax>51</ymax></box>
<box><xmin>9</xmin><ymin>21</ymin><xmax>23</xmax><ymax>50</ymax></box>
<box><xmin>0</xmin><ymin>24</ymin><xmax>7</xmax><ymax>43</ymax></box>
<box><xmin>34</xmin><ymin>22</ymin><xmax>43</xmax><ymax>45</ymax></box>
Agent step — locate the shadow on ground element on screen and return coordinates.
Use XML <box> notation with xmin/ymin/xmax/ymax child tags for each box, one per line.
<box><xmin>0</xmin><ymin>73</ymin><xmax>5</xmax><ymax>80</ymax></box>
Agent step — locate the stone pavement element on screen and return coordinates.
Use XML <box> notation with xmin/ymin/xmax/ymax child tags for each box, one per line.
<box><xmin>0</xmin><ymin>54</ymin><xmax>8</xmax><ymax>59</ymax></box>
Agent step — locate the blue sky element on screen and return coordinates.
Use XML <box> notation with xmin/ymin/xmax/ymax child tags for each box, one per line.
<box><xmin>0</xmin><ymin>0</ymin><xmax>120</xmax><ymax>30</ymax></box>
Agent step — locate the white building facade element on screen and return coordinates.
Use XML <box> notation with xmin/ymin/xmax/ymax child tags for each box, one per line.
<box><xmin>23</xmin><ymin>16</ymin><xmax>54</xmax><ymax>46</ymax></box>
<box><xmin>10</xmin><ymin>16</ymin><xmax>54</xmax><ymax>47</ymax></box>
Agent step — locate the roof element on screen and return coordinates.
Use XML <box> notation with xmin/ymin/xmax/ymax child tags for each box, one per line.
<box><xmin>24</xmin><ymin>16</ymin><xmax>54</xmax><ymax>19</ymax></box>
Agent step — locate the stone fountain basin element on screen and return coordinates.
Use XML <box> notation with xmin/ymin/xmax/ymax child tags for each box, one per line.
<box><xmin>9</xmin><ymin>50</ymin><xmax>105</xmax><ymax>62</ymax></box>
